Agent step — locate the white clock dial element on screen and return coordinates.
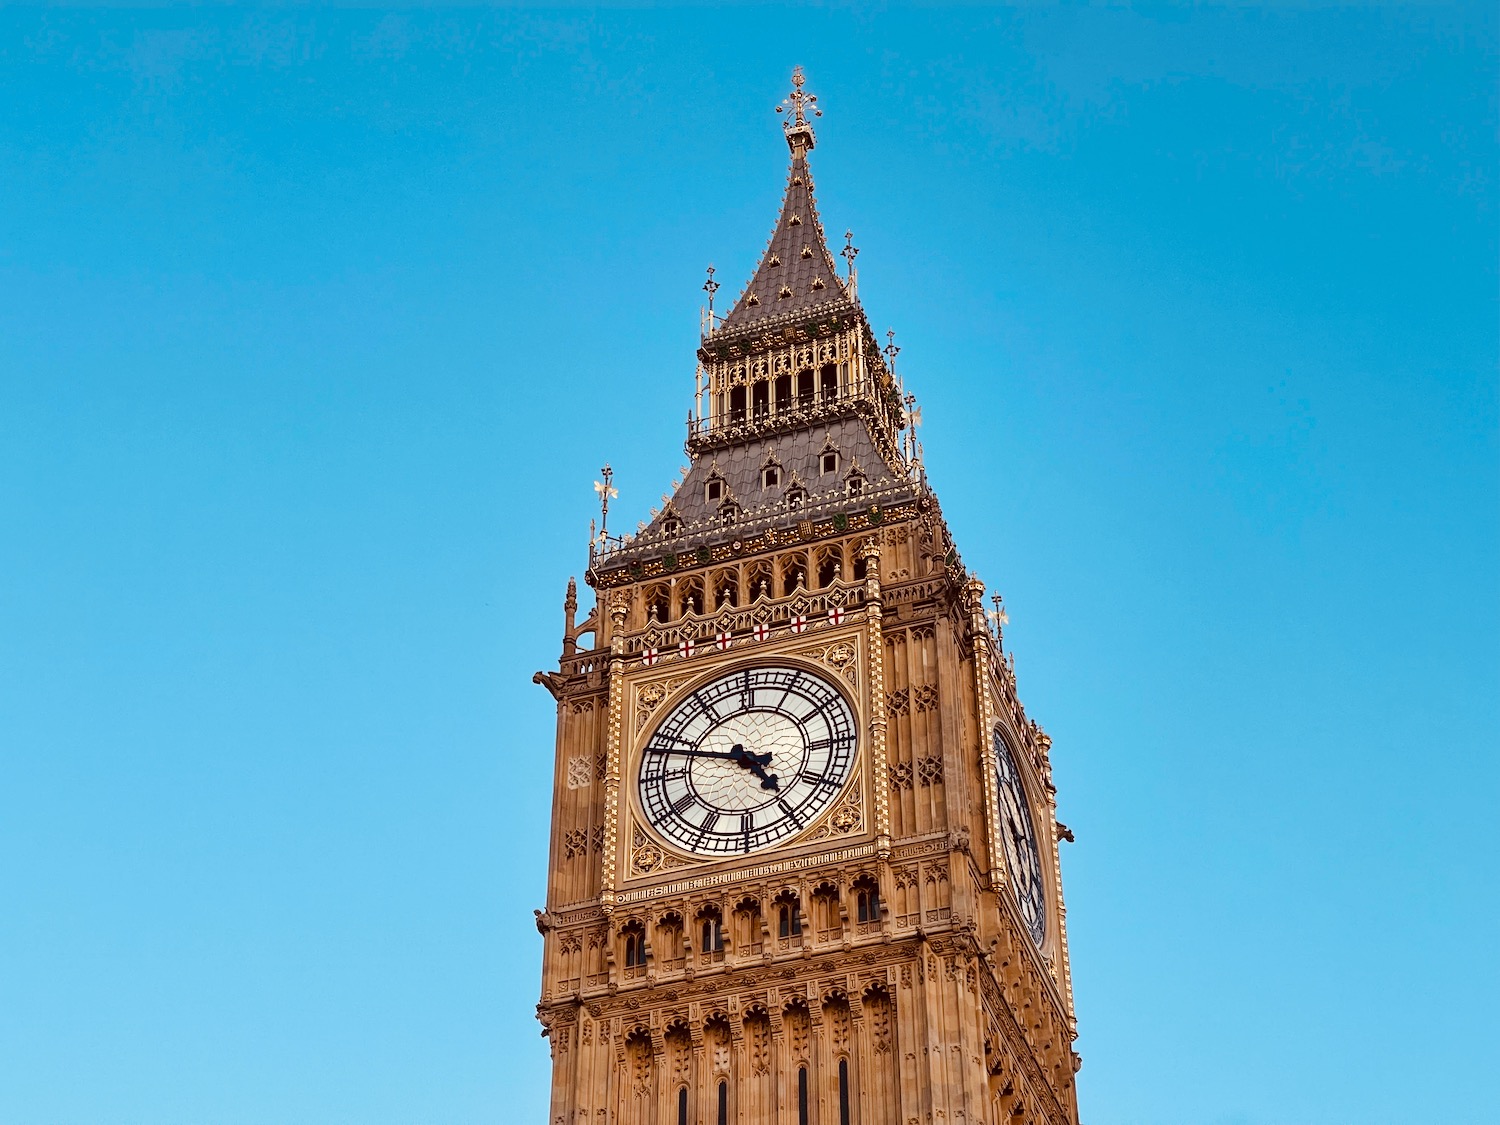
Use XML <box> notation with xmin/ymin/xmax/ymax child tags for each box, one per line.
<box><xmin>638</xmin><ymin>665</ymin><xmax>857</xmax><ymax>856</ymax></box>
<box><xmin>994</xmin><ymin>726</ymin><xmax>1047</xmax><ymax>946</ymax></box>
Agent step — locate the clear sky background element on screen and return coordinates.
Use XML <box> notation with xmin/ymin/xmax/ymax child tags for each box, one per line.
<box><xmin>1</xmin><ymin>7</ymin><xmax>1496</xmax><ymax>1125</ymax></box>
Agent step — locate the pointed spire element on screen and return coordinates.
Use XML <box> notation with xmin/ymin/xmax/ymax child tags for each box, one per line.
<box><xmin>718</xmin><ymin>68</ymin><xmax>849</xmax><ymax>334</ymax></box>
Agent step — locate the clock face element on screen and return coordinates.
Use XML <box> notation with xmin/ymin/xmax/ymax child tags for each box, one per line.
<box><xmin>993</xmin><ymin>727</ymin><xmax>1047</xmax><ymax>946</ymax></box>
<box><xmin>638</xmin><ymin>665</ymin><xmax>857</xmax><ymax>856</ymax></box>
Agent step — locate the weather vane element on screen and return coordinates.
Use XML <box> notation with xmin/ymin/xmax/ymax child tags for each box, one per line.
<box><xmin>776</xmin><ymin>66</ymin><xmax>822</xmax><ymax>133</ymax></box>
<box><xmin>988</xmin><ymin>593</ymin><xmax>1009</xmax><ymax>645</ymax></box>
<box><xmin>593</xmin><ymin>463</ymin><xmax>618</xmax><ymax>540</ymax></box>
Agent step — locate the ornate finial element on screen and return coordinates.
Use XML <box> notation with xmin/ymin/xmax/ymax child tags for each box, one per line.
<box><xmin>841</xmin><ymin>230</ymin><xmax>860</xmax><ymax>300</ymax></box>
<box><xmin>593</xmin><ymin>463</ymin><xmax>618</xmax><ymax>540</ymax></box>
<box><xmin>884</xmin><ymin>329</ymin><xmax>900</xmax><ymax>374</ymax></box>
<box><xmin>841</xmin><ymin>230</ymin><xmax>859</xmax><ymax>272</ymax></box>
<box><xmin>704</xmin><ymin>264</ymin><xmax>719</xmax><ymax>313</ymax></box>
<box><xmin>776</xmin><ymin>66</ymin><xmax>821</xmax><ymax>152</ymax></box>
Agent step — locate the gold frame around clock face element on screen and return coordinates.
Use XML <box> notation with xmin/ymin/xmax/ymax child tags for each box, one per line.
<box><xmin>637</xmin><ymin>664</ymin><xmax>857</xmax><ymax>856</ymax></box>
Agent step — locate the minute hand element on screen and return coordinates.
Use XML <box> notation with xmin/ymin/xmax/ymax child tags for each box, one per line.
<box><xmin>646</xmin><ymin>746</ymin><xmax>767</xmax><ymax>763</ymax></box>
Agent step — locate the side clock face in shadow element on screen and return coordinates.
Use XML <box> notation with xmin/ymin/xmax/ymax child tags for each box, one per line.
<box><xmin>994</xmin><ymin>726</ymin><xmax>1047</xmax><ymax>947</ymax></box>
<box><xmin>638</xmin><ymin>665</ymin><xmax>857</xmax><ymax>856</ymax></box>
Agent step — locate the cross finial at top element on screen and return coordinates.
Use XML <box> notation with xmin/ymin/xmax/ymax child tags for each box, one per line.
<box><xmin>703</xmin><ymin>264</ymin><xmax>720</xmax><ymax>315</ymax></box>
<box><xmin>884</xmin><ymin>329</ymin><xmax>901</xmax><ymax>369</ymax></box>
<box><xmin>776</xmin><ymin>66</ymin><xmax>821</xmax><ymax>152</ymax></box>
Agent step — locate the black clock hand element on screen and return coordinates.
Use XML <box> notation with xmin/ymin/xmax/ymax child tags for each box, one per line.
<box><xmin>643</xmin><ymin>742</ymin><xmax>780</xmax><ymax>789</ymax></box>
<box><xmin>727</xmin><ymin>744</ymin><xmax>773</xmax><ymax>767</ymax></box>
<box><xmin>646</xmin><ymin>745</ymin><xmax>758</xmax><ymax>763</ymax></box>
<box><xmin>730</xmin><ymin>744</ymin><xmax>780</xmax><ymax>791</ymax></box>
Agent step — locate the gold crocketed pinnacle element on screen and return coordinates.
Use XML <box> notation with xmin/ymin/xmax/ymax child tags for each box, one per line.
<box><xmin>776</xmin><ymin>65</ymin><xmax>822</xmax><ymax>154</ymax></box>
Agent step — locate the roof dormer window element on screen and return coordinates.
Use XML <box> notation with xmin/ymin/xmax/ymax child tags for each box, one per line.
<box><xmin>762</xmin><ymin>466</ymin><xmax>781</xmax><ymax>489</ymax></box>
<box><xmin>705</xmin><ymin>478</ymin><xmax>724</xmax><ymax>503</ymax></box>
<box><xmin>821</xmin><ymin>451</ymin><xmax>839</xmax><ymax>475</ymax></box>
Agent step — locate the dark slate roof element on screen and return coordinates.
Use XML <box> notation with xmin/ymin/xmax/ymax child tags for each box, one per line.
<box><xmin>610</xmin><ymin>411</ymin><xmax>917</xmax><ymax>563</ymax></box>
<box><xmin>672</xmin><ymin>415</ymin><xmax>900</xmax><ymax>525</ymax></box>
<box><xmin>719</xmin><ymin>148</ymin><xmax>853</xmax><ymax>334</ymax></box>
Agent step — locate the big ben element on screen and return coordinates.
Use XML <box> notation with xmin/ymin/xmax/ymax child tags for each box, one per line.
<box><xmin>534</xmin><ymin>69</ymin><xmax>1081</xmax><ymax>1125</ymax></box>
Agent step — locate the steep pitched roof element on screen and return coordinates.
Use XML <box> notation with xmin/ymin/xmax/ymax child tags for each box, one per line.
<box><xmin>718</xmin><ymin>143</ymin><xmax>852</xmax><ymax>334</ymax></box>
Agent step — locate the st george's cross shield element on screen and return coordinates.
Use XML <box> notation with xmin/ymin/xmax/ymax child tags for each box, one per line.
<box><xmin>789</xmin><ymin>614</ymin><xmax>809</xmax><ymax>634</ymax></box>
<box><xmin>641</xmin><ymin>647</ymin><xmax>660</xmax><ymax>666</ymax></box>
<box><xmin>714</xmin><ymin>630</ymin><xmax>733</xmax><ymax>651</ymax></box>
<box><xmin>827</xmin><ymin>606</ymin><xmax>845</xmax><ymax>626</ymax></box>
<box><xmin>752</xmin><ymin>622</ymin><xmax>771</xmax><ymax>642</ymax></box>
<box><xmin>678</xmin><ymin>638</ymin><xmax>696</xmax><ymax>659</ymax></box>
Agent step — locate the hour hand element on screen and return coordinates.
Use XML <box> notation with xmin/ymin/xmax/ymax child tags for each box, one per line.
<box><xmin>729</xmin><ymin>743</ymin><xmax>772</xmax><ymax>767</ymax></box>
<box><xmin>729</xmin><ymin>744</ymin><xmax>780</xmax><ymax>790</ymax></box>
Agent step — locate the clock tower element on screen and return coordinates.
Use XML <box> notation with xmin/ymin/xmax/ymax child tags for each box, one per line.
<box><xmin>533</xmin><ymin>70</ymin><xmax>1082</xmax><ymax>1125</ymax></box>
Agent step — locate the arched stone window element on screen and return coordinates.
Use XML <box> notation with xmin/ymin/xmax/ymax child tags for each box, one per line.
<box><xmin>732</xmin><ymin>896</ymin><xmax>762</xmax><ymax>955</ymax></box>
<box><xmin>620</xmin><ymin>921</ymin><xmax>648</xmax><ymax>976</ymax></box>
<box><xmin>678</xmin><ymin>577</ymin><xmax>704</xmax><ymax>618</ymax></box>
<box><xmin>853</xmin><ymin>874</ymin><xmax>882</xmax><ymax>931</ymax></box>
<box><xmin>815</xmin><ymin>547</ymin><xmax>842</xmax><ymax>589</ymax></box>
<box><xmin>811</xmin><ymin>881</ymin><xmax>841</xmax><ymax>942</ymax></box>
<box><xmin>779</xmin><ymin>554</ymin><xmax>805</xmax><ymax>597</ymax></box>
<box><xmin>644</xmin><ymin>584</ymin><xmax>671</xmax><ymax>624</ymax></box>
<box><xmin>747</xmin><ymin>560</ymin><xmax>773</xmax><ymax>602</ymax></box>
<box><xmin>656</xmin><ymin>911</ymin><xmax>685</xmax><ymax>971</ymax></box>
<box><xmin>773</xmin><ymin>890</ymin><xmax>802</xmax><ymax>945</ymax></box>
<box><xmin>697</xmin><ymin>905</ymin><xmax>724</xmax><ymax>960</ymax></box>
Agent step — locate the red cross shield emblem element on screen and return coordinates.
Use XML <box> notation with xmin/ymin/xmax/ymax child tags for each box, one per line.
<box><xmin>715</xmin><ymin>630</ymin><xmax>733</xmax><ymax>651</ymax></box>
<box><xmin>678</xmin><ymin>638</ymin><xmax>695</xmax><ymax>659</ymax></box>
<box><xmin>827</xmin><ymin>607</ymin><xmax>845</xmax><ymax>626</ymax></box>
<box><xmin>789</xmin><ymin>614</ymin><xmax>808</xmax><ymax>634</ymax></box>
<box><xmin>752</xmin><ymin>622</ymin><xmax>770</xmax><ymax>642</ymax></box>
<box><xmin>642</xmin><ymin>647</ymin><xmax>659</xmax><ymax>666</ymax></box>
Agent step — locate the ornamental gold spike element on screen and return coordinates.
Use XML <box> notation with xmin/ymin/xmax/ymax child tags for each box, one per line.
<box><xmin>776</xmin><ymin>66</ymin><xmax>822</xmax><ymax>151</ymax></box>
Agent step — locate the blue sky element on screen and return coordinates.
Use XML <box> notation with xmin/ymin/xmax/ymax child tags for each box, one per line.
<box><xmin>1</xmin><ymin>7</ymin><xmax>1495</xmax><ymax>1124</ymax></box>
